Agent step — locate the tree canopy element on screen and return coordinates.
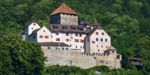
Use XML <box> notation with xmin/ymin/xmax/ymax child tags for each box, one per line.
<box><xmin>0</xmin><ymin>34</ymin><xmax>46</xmax><ymax>75</ymax></box>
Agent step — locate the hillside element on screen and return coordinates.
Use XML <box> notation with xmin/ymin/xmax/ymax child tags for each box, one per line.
<box><xmin>0</xmin><ymin>0</ymin><xmax>150</xmax><ymax>74</ymax></box>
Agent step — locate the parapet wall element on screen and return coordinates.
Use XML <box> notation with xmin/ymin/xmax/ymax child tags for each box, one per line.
<box><xmin>43</xmin><ymin>49</ymin><xmax>121</xmax><ymax>69</ymax></box>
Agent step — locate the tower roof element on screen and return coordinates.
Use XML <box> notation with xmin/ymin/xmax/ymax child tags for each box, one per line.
<box><xmin>51</xmin><ymin>3</ymin><xmax>77</xmax><ymax>16</ymax></box>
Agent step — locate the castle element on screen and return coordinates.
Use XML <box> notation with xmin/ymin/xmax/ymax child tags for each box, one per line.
<box><xmin>22</xmin><ymin>3</ymin><xmax>122</xmax><ymax>69</ymax></box>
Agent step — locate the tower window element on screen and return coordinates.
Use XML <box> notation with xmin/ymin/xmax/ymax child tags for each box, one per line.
<box><xmin>105</xmin><ymin>39</ymin><xmax>107</xmax><ymax>42</ymax></box>
<box><xmin>101</xmin><ymin>38</ymin><xmax>103</xmax><ymax>42</ymax></box>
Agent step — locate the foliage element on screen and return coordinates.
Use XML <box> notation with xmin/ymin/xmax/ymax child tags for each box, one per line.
<box><xmin>0</xmin><ymin>0</ymin><xmax>150</xmax><ymax>74</ymax></box>
<box><xmin>0</xmin><ymin>34</ymin><xmax>46</xmax><ymax>75</ymax></box>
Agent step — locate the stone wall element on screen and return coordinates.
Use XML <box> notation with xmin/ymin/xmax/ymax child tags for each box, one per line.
<box><xmin>43</xmin><ymin>49</ymin><xmax>121</xmax><ymax>69</ymax></box>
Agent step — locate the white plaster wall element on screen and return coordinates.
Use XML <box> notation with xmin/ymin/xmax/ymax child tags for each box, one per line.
<box><xmin>37</xmin><ymin>26</ymin><xmax>52</xmax><ymax>42</ymax></box>
<box><xmin>51</xmin><ymin>32</ymin><xmax>63</xmax><ymax>42</ymax></box>
<box><xmin>90</xmin><ymin>29</ymin><xmax>111</xmax><ymax>53</ymax></box>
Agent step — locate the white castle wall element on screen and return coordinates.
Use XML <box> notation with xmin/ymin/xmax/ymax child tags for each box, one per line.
<box><xmin>43</xmin><ymin>49</ymin><xmax>121</xmax><ymax>69</ymax></box>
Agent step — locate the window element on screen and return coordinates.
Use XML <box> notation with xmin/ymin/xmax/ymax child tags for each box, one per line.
<box><xmin>80</xmin><ymin>46</ymin><xmax>82</xmax><ymax>48</ymax></box>
<box><xmin>62</xmin><ymin>48</ymin><xmax>64</xmax><ymax>50</ymax></box>
<box><xmin>56</xmin><ymin>33</ymin><xmax>59</xmax><ymax>35</ymax></box>
<box><xmin>66</xmin><ymin>48</ymin><xmax>68</xmax><ymax>50</ymax></box>
<box><xmin>66</xmin><ymin>33</ymin><xmax>69</xmax><ymax>36</ymax></box>
<box><xmin>39</xmin><ymin>35</ymin><xmax>43</xmax><ymax>38</ymax></box>
<box><xmin>97</xmin><ymin>45</ymin><xmax>98</xmax><ymax>47</ymax></box>
<box><xmin>80</xmin><ymin>39</ymin><xmax>84</xmax><ymax>43</ymax></box>
<box><xmin>105</xmin><ymin>39</ymin><xmax>107</xmax><ymax>42</ymax></box>
<box><xmin>47</xmin><ymin>47</ymin><xmax>50</xmax><ymax>50</ymax></box>
<box><xmin>56</xmin><ymin>38</ymin><xmax>60</xmax><ymax>41</ymax></box>
<box><xmin>70</xmin><ymin>44</ymin><xmax>72</xmax><ymax>47</ymax></box>
<box><xmin>74</xmin><ymin>39</ymin><xmax>79</xmax><ymax>42</ymax></box>
<box><xmin>102</xmin><ymin>32</ymin><xmax>104</xmax><ymax>35</ymax></box>
<box><xmin>106</xmin><ymin>46</ymin><xmax>107</xmax><ymax>48</ymax></box>
<box><xmin>31</xmin><ymin>27</ymin><xmax>33</xmax><ymax>30</ymax></box>
<box><xmin>98</xmin><ymin>49</ymin><xmax>100</xmax><ymax>52</ymax></box>
<box><xmin>33</xmin><ymin>36</ymin><xmax>35</xmax><ymax>39</ymax></box>
<box><xmin>79</xmin><ymin>34</ymin><xmax>82</xmax><ymax>37</ymax></box>
<box><xmin>56</xmin><ymin>47</ymin><xmax>57</xmax><ymax>50</ymax></box>
<box><xmin>87</xmin><ymin>39</ymin><xmax>89</xmax><ymax>42</ymax></box>
<box><xmin>76</xmin><ymin>46</ymin><xmax>77</xmax><ymax>48</ymax></box>
<box><xmin>45</xmin><ymin>36</ymin><xmax>49</xmax><ymax>39</ymax></box>
<box><xmin>96</xmin><ymin>38</ymin><xmax>98</xmax><ymax>41</ymax></box>
<box><xmin>96</xmin><ymin>32</ymin><xmax>98</xmax><ymax>35</ymax></box>
<box><xmin>66</xmin><ymin>39</ymin><xmax>69</xmax><ymax>42</ymax></box>
<box><xmin>33</xmin><ymin>23</ymin><xmax>36</xmax><ymax>26</ymax></box>
<box><xmin>75</xmin><ymin>33</ymin><xmax>78</xmax><ymax>36</ymax></box>
<box><xmin>101</xmin><ymin>38</ymin><xmax>103</xmax><ymax>42</ymax></box>
<box><xmin>101</xmin><ymin>45</ymin><xmax>103</xmax><ymax>48</ymax></box>
<box><xmin>43</xmin><ymin>30</ymin><xmax>45</xmax><ymax>32</ymax></box>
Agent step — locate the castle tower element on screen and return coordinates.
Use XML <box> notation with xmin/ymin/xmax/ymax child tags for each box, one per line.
<box><xmin>50</xmin><ymin>3</ymin><xmax>78</xmax><ymax>25</ymax></box>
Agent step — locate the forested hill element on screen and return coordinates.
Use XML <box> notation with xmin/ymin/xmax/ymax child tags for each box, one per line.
<box><xmin>0</xmin><ymin>0</ymin><xmax>150</xmax><ymax>73</ymax></box>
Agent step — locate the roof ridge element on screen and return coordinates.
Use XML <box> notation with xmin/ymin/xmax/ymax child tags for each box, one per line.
<box><xmin>50</xmin><ymin>3</ymin><xmax>77</xmax><ymax>16</ymax></box>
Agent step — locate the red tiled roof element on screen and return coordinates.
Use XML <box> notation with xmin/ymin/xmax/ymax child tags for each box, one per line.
<box><xmin>51</xmin><ymin>3</ymin><xmax>77</xmax><ymax>16</ymax></box>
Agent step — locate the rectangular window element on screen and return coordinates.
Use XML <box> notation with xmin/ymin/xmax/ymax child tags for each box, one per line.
<box><xmin>96</xmin><ymin>38</ymin><xmax>98</xmax><ymax>41</ymax></box>
<box><xmin>56</xmin><ymin>33</ymin><xmax>59</xmax><ymax>35</ymax></box>
<box><xmin>74</xmin><ymin>39</ymin><xmax>79</xmax><ymax>42</ymax></box>
<box><xmin>87</xmin><ymin>39</ymin><xmax>89</xmax><ymax>42</ymax></box>
<box><xmin>66</xmin><ymin>33</ymin><xmax>69</xmax><ymax>36</ymax></box>
<box><xmin>80</xmin><ymin>39</ymin><xmax>84</xmax><ymax>43</ymax></box>
<box><xmin>96</xmin><ymin>32</ymin><xmax>98</xmax><ymax>35</ymax></box>
<box><xmin>45</xmin><ymin>36</ymin><xmax>49</xmax><ymax>39</ymax></box>
<box><xmin>62</xmin><ymin>48</ymin><xmax>64</xmax><ymax>50</ymax></box>
<box><xmin>102</xmin><ymin>32</ymin><xmax>104</xmax><ymax>35</ymax></box>
<box><xmin>101</xmin><ymin>38</ymin><xmax>103</xmax><ymax>42</ymax></box>
<box><xmin>47</xmin><ymin>47</ymin><xmax>50</xmax><ymax>50</ymax></box>
<box><xmin>66</xmin><ymin>48</ymin><xmax>68</xmax><ymax>50</ymax></box>
<box><xmin>56</xmin><ymin>38</ymin><xmax>60</xmax><ymax>41</ymax></box>
<box><xmin>75</xmin><ymin>33</ymin><xmax>78</xmax><ymax>36</ymax></box>
<box><xmin>66</xmin><ymin>39</ymin><xmax>69</xmax><ymax>42</ymax></box>
<box><xmin>39</xmin><ymin>35</ymin><xmax>43</xmax><ymax>38</ymax></box>
<box><xmin>79</xmin><ymin>34</ymin><xmax>82</xmax><ymax>37</ymax></box>
<box><xmin>105</xmin><ymin>39</ymin><xmax>107</xmax><ymax>42</ymax></box>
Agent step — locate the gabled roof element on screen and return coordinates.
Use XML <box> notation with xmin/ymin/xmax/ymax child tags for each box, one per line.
<box><xmin>29</xmin><ymin>28</ymin><xmax>41</xmax><ymax>36</ymax></box>
<box><xmin>51</xmin><ymin>3</ymin><xmax>77</xmax><ymax>16</ymax></box>
<box><xmin>23</xmin><ymin>20</ymin><xmax>41</xmax><ymax>29</ymax></box>
<box><xmin>105</xmin><ymin>46</ymin><xmax>116</xmax><ymax>51</ymax></box>
<box><xmin>39</xmin><ymin>42</ymin><xmax>69</xmax><ymax>47</ymax></box>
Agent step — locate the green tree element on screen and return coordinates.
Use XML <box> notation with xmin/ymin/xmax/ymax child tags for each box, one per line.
<box><xmin>0</xmin><ymin>34</ymin><xmax>46</xmax><ymax>75</ymax></box>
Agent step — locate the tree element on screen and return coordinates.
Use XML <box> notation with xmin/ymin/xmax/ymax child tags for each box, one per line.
<box><xmin>0</xmin><ymin>34</ymin><xmax>46</xmax><ymax>75</ymax></box>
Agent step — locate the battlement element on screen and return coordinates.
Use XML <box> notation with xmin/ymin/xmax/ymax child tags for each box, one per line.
<box><xmin>43</xmin><ymin>49</ymin><xmax>121</xmax><ymax>69</ymax></box>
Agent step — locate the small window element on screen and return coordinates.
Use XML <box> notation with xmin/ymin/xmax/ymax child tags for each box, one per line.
<box><xmin>87</xmin><ymin>39</ymin><xmax>89</xmax><ymax>42</ymax></box>
<box><xmin>66</xmin><ymin>33</ymin><xmax>69</xmax><ymax>36</ymax></box>
<box><xmin>70</xmin><ymin>44</ymin><xmax>72</xmax><ymax>47</ymax></box>
<box><xmin>62</xmin><ymin>48</ymin><xmax>64</xmax><ymax>50</ymax></box>
<box><xmin>79</xmin><ymin>34</ymin><xmax>82</xmax><ymax>37</ymax></box>
<box><xmin>45</xmin><ymin>36</ymin><xmax>49</xmax><ymax>39</ymax></box>
<box><xmin>97</xmin><ymin>45</ymin><xmax>98</xmax><ymax>47</ymax></box>
<box><xmin>101</xmin><ymin>38</ymin><xmax>103</xmax><ymax>42</ymax></box>
<box><xmin>39</xmin><ymin>35</ymin><xmax>43</xmax><ymax>38</ymax></box>
<box><xmin>96</xmin><ymin>32</ymin><xmax>98</xmax><ymax>35</ymax></box>
<box><xmin>56</xmin><ymin>38</ymin><xmax>60</xmax><ymax>41</ymax></box>
<box><xmin>31</xmin><ymin>27</ymin><xmax>33</xmax><ymax>30</ymax></box>
<box><xmin>101</xmin><ymin>45</ymin><xmax>103</xmax><ymax>48</ymax></box>
<box><xmin>74</xmin><ymin>39</ymin><xmax>79</xmax><ymax>42</ymax></box>
<box><xmin>98</xmin><ymin>49</ymin><xmax>100</xmax><ymax>52</ymax></box>
<box><xmin>106</xmin><ymin>46</ymin><xmax>107</xmax><ymax>48</ymax></box>
<box><xmin>56</xmin><ymin>47</ymin><xmax>57</xmax><ymax>50</ymax></box>
<box><xmin>56</xmin><ymin>33</ymin><xmax>59</xmax><ymax>35</ymax></box>
<box><xmin>66</xmin><ymin>39</ymin><xmax>69</xmax><ymax>42</ymax></box>
<box><xmin>33</xmin><ymin>23</ymin><xmax>36</xmax><ymax>26</ymax></box>
<box><xmin>43</xmin><ymin>30</ymin><xmax>45</xmax><ymax>32</ymax></box>
<box><xmin>76</xmin><ymin>46</ymin><xmax>77</xmax><ymax>48</ymax></box>
<box><xmin>66</xmin><ymin>48</ymin><xmax>68</xmax><ymax>50</ymax></box>
<box><xmin>75</xmin><ymin>33</ymin><xmax>78</xmax><ymax>36</ymax></box>
<box><xmin>80</xmin><ymin>39</ymin><xmax>84</xmax><ymax>43</ymax></box>
<box><xmin>80</xmin><ymin>46</ymin><xmax>82</xmax><ymax>48</ymax></box>
<box><xmin>96</xmin><ymin>38</ymin><xmax>98</xmax><ymax>41</ymax></box>
<box><xmin>48</xmin><ymin>47</ymin><xmax>50</xmax><ymax>50</ymax></box>
<box><xmin>102</xmin><ymin>32</ymin><xmax>104</xmax><ymax>35</ymax></box>
<box><xmin>112</xmin><ymin>51</ymin><xmax>114</xmax><ymax>53</ymax></box>
<box><xmin>105</xmin><ymin>39</ymin><xmax>107</xmax><ymax>42</ymax></box>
